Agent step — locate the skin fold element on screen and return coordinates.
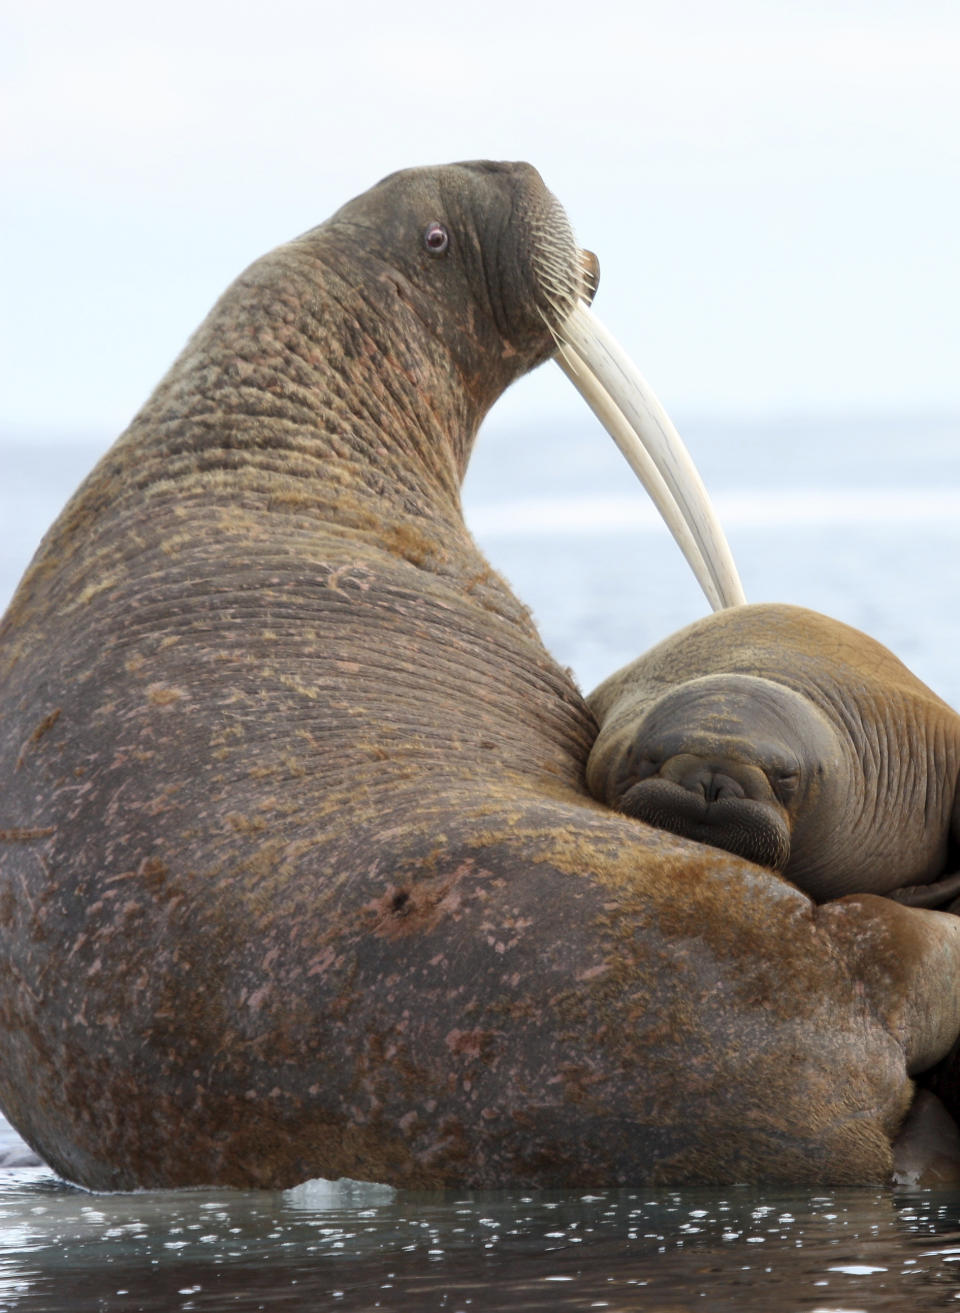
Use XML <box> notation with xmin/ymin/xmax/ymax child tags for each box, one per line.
<box><xmin>1</xmin><ymin>163</ymin><xmax>959</xmax><ymax>1190</ymax></box>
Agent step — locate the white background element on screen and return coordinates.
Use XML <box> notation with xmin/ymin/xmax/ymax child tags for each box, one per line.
<box><xmin>3</xmin><ymin>0</ymin><xmax>958</xmax><ymax>442</ymax></box>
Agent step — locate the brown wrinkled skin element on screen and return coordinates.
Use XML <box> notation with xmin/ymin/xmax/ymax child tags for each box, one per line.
<box><xmin>2</xmin><ymin>162</ymin><xmax>960</xmax><ymax>1192</ymax></box>
<box><xmin>587</xmin><ymin>604</ymin><xmax>960</xmax><ymax>904</ymax></box>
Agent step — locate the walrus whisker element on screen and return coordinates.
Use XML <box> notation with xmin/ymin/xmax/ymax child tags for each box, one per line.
<box><xmin>533</xmin><ymin>276</ymin><xmax>576</xmax><ymax>332</ymax></box>
<box><xmin>536</xmin><ymin>300</ymin><xmax>566</xmax><ymax>352</ymax></box>
<box><xmin>554</xmin><ymin>300</ymin><xmax>747</xmax><ymax>612</ymax></box>
<box><xmin>536</xmin><ymin>255</ymin><xmax>578</xmax><ymax>297</ymax></box>
<box><xmin>529</xmin><ymin>231</ymin><xmax>584</xmax><ymax>329</ymax></box>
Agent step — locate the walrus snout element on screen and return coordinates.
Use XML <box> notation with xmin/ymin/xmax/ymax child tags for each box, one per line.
<box><xmin>614</xmin><ymin>746</ymin><xmax>793</xmax><ymax>871</ymax></box>
<box><xmin>654</xmin><ymin>751</ymin><xmax>774</xmax><ymax>805</ymax></box>
<box><xmin>617</xmin><ymin>770</ymin><xmax>793</xmax><ymax>872</ymax></box>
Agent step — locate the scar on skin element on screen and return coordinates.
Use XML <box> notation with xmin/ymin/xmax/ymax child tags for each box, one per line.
<box><xmin>16</xmin><ymin>708</ymin><xmax>62</xmax><ymax>771</ymax></box>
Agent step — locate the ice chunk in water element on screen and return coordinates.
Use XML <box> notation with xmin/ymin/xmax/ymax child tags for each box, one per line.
<box><xmin>283</xmin><ymin>1177</ymin><xmax>397</xmax><ymax>1210</ymax></box>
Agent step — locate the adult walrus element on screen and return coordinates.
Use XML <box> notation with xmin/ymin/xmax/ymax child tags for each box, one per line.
<box><xmin>1</xmin><ymin>162</ymin><xmax>959</xmax><ymax>1192</ymax></box>
<box><xmin>587</xmin><ymin>603</ymin><xmax>960</xmax><ymax>907</ymax></box>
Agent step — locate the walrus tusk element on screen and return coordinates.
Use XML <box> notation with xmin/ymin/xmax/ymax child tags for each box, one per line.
<box><xmin>555</xmin><ymin>299</ymin><xmax>747</xmax><ymax>611</ymax></box>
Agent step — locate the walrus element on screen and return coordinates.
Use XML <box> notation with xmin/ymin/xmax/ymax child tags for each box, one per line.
<box><xmin>1</xmin><ymin>161</ymin><xmax>959</xmax><ymax>1192</ymax></box>
<box><xmin>586</xmin><ymin>603</ymin><xmax>960</xmax><ymax>907</ymax></box>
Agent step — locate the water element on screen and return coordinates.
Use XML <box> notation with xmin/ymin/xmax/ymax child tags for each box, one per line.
<box><xmin>0</xmin><ymin>1163</ymin><xmax>959</xmax><ymax>1311</ymax></box>
<box><xmin>1</xmin><ymin>410</ymin><xmax>960</xmax><ymax>1308</ymax></box>
<box><xmin>463</xmin><ymin>409</ymin><xmax>960</xmax><ymax>707</ymax></box>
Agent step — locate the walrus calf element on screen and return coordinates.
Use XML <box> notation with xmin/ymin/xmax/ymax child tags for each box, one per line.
<box><xmin>2</xmin><ymin>163</ymin><xmax>960</xmax><ymax>1192</ymax></box>
<box><xmin>587</xmin><ymin>602</ymin><xmax>960</xmax><ymax>906</ymax></box>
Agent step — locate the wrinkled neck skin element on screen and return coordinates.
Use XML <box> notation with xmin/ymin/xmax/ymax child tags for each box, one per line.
<box><xmin>117</xmin><ymin>226</ymin><xmax>514</xmax><ymax>524</ymax></box>
<box><xmin>0</xmin><ymin>180</ymin><xmax>595</xmax><ymax>804</ymax></box>
<box><xmin>8</xmin><ymin>219</ymin><xmax>552</xmax><ymax>644</ymax></box>
<box><xmin>791</xmin><ymin>677</ymin><xmax>957</xmax><ymax>899</ymax></box>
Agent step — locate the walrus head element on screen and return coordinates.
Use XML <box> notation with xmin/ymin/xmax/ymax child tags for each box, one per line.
<box><xmin>589</xmin><ymin>674</ymin><xmax>847</xmax><ymax>878</ymax></box>
<box><xmin>317</xmin><ymin>160</ymin><xmax>744</xmax><ymax>610</ymax></box>
<box><xmin>325</xmin><ymin>162</ymin><xmax>591</xmax><ymax>389</ymax></box>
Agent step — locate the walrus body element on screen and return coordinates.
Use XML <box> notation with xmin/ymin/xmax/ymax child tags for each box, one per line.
<box><xmin>1</xmin><ymin>164</ymin><xmax>960</xmax><ymax>1191</ymax></box>
<box><xmin>587</xmin><ymin>604</ymin><xmax>960</xmax><ymax>905</ymax></box>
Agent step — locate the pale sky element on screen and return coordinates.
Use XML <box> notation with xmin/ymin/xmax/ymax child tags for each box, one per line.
<box><xmin>3</xmin><ymin>0</ymin><xmax>959</xmax><ymax>442</ymax></box>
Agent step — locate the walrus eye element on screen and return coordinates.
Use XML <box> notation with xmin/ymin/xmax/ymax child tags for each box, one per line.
<box><xmin>423</xmin><ymin>222</ymin><xmax>450</xmax><ymax>256</ymax></box>
<box><xmin>776</xmin><ymin>771</ymin><xmax>800</xmax><ymax>800</ymax></box>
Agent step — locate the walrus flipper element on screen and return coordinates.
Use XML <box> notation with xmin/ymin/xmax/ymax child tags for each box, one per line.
<box><xmin>886</xmin><ymin>870</ymin><xmax>960</xmax><ymax>910</ymax></box>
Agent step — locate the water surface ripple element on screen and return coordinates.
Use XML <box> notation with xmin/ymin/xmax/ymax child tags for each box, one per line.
<box><xmin>0</xmin><ymin>1165</ymin><xmax>958</xmax><ymax>1311</ymax></box>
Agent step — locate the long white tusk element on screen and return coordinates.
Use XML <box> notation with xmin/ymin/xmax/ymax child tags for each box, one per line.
<box><xmin>555</xmin><ymin>300</ymin><xmax>746</xmax><ymax>611</ymax></box>
<box><xmin>555</xmin><ymin>343</ymin><xmax>728</xmax><ymax>612</ymax></box>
